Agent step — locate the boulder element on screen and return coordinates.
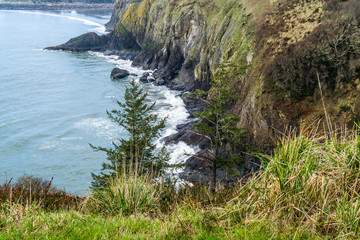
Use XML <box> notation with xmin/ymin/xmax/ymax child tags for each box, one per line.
<box><xmin>139</xmin><ymin>75</ymin><xmax>148</xmax><ymax>83</ymax></box>
<box><xmin>162</xmin><ymin>124</ymin><xmax>210</xmax><ymax>150</ymax></box>
<box><xmin>110</xmin><ymin>68</ymin><xmax>130</xmax><ymax>79</ymax></box>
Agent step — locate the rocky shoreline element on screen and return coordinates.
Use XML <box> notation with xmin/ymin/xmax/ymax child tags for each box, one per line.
<box><xmin>0</xmin><ymin>2</ymin><xmax>113</xmax><ymax>11</ymax></box>
<box><xmin>44</xmin><ymin>26</ymin><xmax>239</xmax><ymax>186</ymax></box>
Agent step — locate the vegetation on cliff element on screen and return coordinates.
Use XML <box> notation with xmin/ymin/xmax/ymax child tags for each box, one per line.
<box><xmin>188</xmin><ymin>63</ymin><xmax>248</xmax><ymax>191</ymax></box>
<box><xmin>106</xmin><ymin>0</ymin><xmax>360</xmax><ymax>150</ymax></box>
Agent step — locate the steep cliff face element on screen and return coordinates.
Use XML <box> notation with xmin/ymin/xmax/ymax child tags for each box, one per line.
<box><xmin>107</xmin><ymin>0</ymin><xmax>360</xmax><ymax>152</ymax></box>
<box><xmin>111</xmin><ymin>0</ymin><xmax>254</xmax><ymax>92</ymax></box>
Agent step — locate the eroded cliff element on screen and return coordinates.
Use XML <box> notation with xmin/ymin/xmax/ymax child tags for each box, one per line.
<box><xmin>48</xmin><ymin>0</ymin><xmax>360</xmax><ymax>179</ymax></box>
<box><xmin>108</xmin><ymin>0</ymin><xmax>360</xmax><ymax>147</ymax></box>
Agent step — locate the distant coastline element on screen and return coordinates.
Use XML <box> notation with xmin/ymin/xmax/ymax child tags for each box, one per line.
<box><xmin>0</xmin><ymin>2</ymin><xmax>113</xmax><ymax>11</ymax></box>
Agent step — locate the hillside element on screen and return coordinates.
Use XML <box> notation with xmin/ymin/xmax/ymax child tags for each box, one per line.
<box><xmin>47</xmin><ymin>0</ymin><xmax>360</xmax><ymax>178</ymax></box>
<box><xmin>102</xmin><ymin>0</ymin><xmax>360</xmax><ymax>171</ymax></box>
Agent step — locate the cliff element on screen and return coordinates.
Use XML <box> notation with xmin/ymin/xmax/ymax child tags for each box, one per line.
<box><xmin>48</xmin><ymin>0</ymin><xmax>360</xmax><ymax>179</ymax></box>
<box><xmin>106</xmin><ymin>0</ymin><xmax>360</xmax><ymax>146</ymax></box>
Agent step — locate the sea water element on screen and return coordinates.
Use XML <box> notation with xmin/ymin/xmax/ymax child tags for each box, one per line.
<box><xmin>0</xmin><ymin>10</ymin><xmax>198</xmax><ymax>195</ymax></box>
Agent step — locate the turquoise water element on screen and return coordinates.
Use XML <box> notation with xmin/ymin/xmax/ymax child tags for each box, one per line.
<box><xmin>0</xmin><ymin>10</ymin><xmax>196</xmax><ymax>195</ymax></box>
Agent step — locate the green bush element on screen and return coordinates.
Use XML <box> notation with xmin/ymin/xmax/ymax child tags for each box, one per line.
<box><xmin>86</xmin><ymin>173</ymin><xmax>162</xmax><ymax>216</ymax></box>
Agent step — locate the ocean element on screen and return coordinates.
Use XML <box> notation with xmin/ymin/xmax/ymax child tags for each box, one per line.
<box><xmin>0</xmin><ymin>10</ymin><xmax>197</xmax><ymax>195</ymax></box>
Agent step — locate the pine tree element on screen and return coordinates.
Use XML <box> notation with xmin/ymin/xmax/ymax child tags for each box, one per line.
<box><xmin>90</xmin><ymin>80</ymin><xmax>168</xmax><ymax>189</ymax></box>
<box><xmin>190</xmin><ymin>63</ymin><xmax>248</xmax><ymax>192</ymax></box>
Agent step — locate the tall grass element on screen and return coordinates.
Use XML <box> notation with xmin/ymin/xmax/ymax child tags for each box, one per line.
<box><xmin>222</xmin><ymin>127</ymin><xmax>360</xmax><ymax>238</ymax></box>
<box><xmin>85</xmin><ymin>173</ymin><xmax>162</xmax><ymax>216</ymax></box>
<box><xmin>2</xmin><ymin>128</ymin><xmax>360</xmax><ymax>238</ymax></box>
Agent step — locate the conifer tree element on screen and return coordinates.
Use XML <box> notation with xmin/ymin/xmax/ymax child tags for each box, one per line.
<box><xmin>90</xmin><ymin>80</ymin><xmax>168</xmax><ymax>189</ymax></box>
<box><xmin>190</xmin><ymin>63</ymin><xmax>248</xmax><ymax>192</ymax></box>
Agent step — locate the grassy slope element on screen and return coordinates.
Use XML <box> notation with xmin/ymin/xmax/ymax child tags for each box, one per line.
<box><xmin>2</xmin><ymin>126</ymin><xmax>360</xmax><ymax>239</ymax></box>
<box><xmin>0</xmin><ymin>205</ymin><xmax>320</xmax><ymax>239</ymax></box>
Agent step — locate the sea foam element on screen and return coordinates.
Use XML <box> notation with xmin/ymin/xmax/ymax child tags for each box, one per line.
<box><xmin>90</xmin><ymin>52</ymin><xmax>200</xmax><ymax>171</ymax></box>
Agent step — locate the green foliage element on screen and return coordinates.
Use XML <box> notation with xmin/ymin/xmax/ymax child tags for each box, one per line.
<box><xmin>189</xmin><ymin>62</ymin><xmax>248</xmax><ymax>190</ymax></box>
<box><xmin>3</xmin><ymin>129</ymin><xmax>360</xmax><ymax>238</ymax></box>
<box><xmin>86</xmin><ymin>173</ymin><xmax>161</xmax><ymax>216</ymax></box>
<box><xmin>90</xmin><ymin>80</ymin><xmax>169</xmax><ymax>189</ymax></box>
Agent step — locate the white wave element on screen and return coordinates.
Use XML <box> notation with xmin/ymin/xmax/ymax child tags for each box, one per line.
<box><xmin>90</xmin><ymin>25</ymin><xmax>108</xmax><ymax>35</ymax></box>
<box><xmin>153</xmin><ymin>88</ymin><xmax>190</xmax><ymax>137</ymax></box>
<box><xmin>90</xmin><ymin>52</ymin><xmax>145</xmax><ymax>75</ymax></box>
<box><xmin>102</xmin><ymin>92</ymin><xmax>116</xmax><ymax>99</ymax></box>
<box><xmin>1</xmin><ymin>10</ymin><xmax>107</xmax><ymax>34</ymax></box>
<box><xmin>101</xmin><ymin>15</ymin><xmax>112</xmax><ymax>19</ymax></box>
<box><xmin>60</xmin><ymin>137</ymin><xmax>84</xmax><ymax>141</ymax></box>
<box><xmin>74</xmin><ymin>117</ymin><xmax>122</xmax><ymax>140</ymax></box>
<box><xmin>39</xmin><ymin>140</ymin><xmax>59</xmax><ymax>150</ymax></box>
<box><xmin>166</xmin><ymin>141</ymin><xmax>200</xmax><ymax>173</ymax></box>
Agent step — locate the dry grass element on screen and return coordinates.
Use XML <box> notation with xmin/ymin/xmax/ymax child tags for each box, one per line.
<box><xmin>0</xmin><ymin>176</ymin><xmax>82</xmax><ymax>211</ymax></box>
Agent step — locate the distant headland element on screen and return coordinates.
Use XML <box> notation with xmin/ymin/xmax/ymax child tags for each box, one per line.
<box><xmin>0</xmin><ymin>2</ymin><xmax>113</xmax><ymax>11</ymax></box>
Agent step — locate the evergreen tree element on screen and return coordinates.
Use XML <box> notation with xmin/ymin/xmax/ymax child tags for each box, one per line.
<box><xmin>190</xmin><ymin>63</ymin><xmax>248</xmax><ymax>192</ymax></box>
<box><xmin>90</xmin><ymin>80</ymin><xmax>168</xmax><ymax>189</ymax></box>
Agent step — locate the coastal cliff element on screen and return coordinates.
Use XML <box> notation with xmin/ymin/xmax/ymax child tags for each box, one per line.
<box><xmin>48</xmin><ymin>0</ymin><xmax>360</xmax><ymax>178</ymax></box>
<box><xmin>106</xmin><ymin>0</ymin><xmax>360</xmax><ymax>147</ymax></box>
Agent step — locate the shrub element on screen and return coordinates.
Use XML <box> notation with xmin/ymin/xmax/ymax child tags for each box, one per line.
<box><xmin>0</xmin><ymin>175</ymin><xmax>81</xmax><ymax>210</ymax></box>
<box><xmin>85</xmin><ymin>173</ymin><xmax>162</xmax><ymax>216</ymax></box>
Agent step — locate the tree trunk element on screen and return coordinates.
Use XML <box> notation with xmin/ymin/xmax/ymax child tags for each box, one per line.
<box><xmin>210</xmin><ymin>161</ymin><xmax>217</xmax><ymax>193</ymax></box>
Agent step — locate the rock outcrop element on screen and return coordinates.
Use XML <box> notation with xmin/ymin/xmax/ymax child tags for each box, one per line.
<box><xmin>46</xmin><ymin>32</ymin><xmax>109</xmax><ymax>52</ymax></box>
<box><xmin>46</xmin><ymin>31</ymin><xmax>141</xmax><ymax>58</ymax></box>
<box><xmin>110</xmin><ymin>68</ymin><xmax>130</xmax><ymax>79</ymax></box>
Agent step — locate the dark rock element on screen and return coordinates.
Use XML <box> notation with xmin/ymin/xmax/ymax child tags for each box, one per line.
<box><xmin>170</xmin><ymin>84</ymin><xmax>186</xmax><ymax>91</ymax></box>
<box><xmin>181</xmin><ymin>94</ymin><xmax>204</xmax><ymax>118</ymax></box>
<box><xmin>130</xmin><ymin>73</ymin><xmax>138</xmax><ymax>76</ymax></box>
<box><xmin>110</xmin><ymin>68</ymin><xmax>130</xmax><ymax>79</ymax></box>
<box><xmin>162</xmin><ymin>124</ymin><xmax>209</xmax><ymax>150</ymax></box>
<box><xmin>46</xmin><ymin>29</ymin><xmax>141</xmax><ymax>56</ymax></box>
<box><xmin>139</xmin><ymin>72</ymin><xmax>151</xmax><ymax>83</ymax></box>
<box><xmin>45</xmin><ymin>32</ymin><xmax>109</xmax><ymax>52</ymax></box>
<box><xmin>176</xmin><ymin>122</ymin><xmax>192</xmax><ymax>131</ymax></box>
<box><xmin>139</xmin><ymin>76</ymin><xmax>148</xmax><ymax>83</ymax></box>
<box><xmin>147</xmin><ymin>77</ymin><xmax>155</xmax><ymax>83</ymax></box>
<box><xmin>179</xmin><ymin>150</ymin><xmax>240</xmax><ymax>185</ymax></box>
<box><xmin>155</xmin><ymin>78</ymin><xmax>165</xmax><ymax>85</ymax></box>
<box><xmin>106</xmin><ymin>29</ymin><xmax>141</xmax><ymax>52</ymax></box>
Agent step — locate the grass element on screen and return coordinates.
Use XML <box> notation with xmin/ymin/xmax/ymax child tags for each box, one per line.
<box><xmin>85</xmin><ymin>173</ymin><xmax>162</xmax><ymax>216</ymax></box>
<box><xmin>2</xmin><ymin>127</ymin><xmax>360</xmax><ymax>239</ymax></box>
<box><xmin>0</xmin><ymin>203</ymin><xmax>319</xmax><ymax>239</ymax></box>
